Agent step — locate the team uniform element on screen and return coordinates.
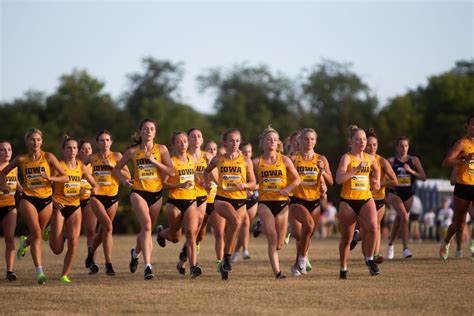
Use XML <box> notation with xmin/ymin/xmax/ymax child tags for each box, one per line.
<box><xmin>20</xmin><ymin>153</ymin><xmax>53</xmax><ymax>210</ymax></box>
<box><xmin>53</xmin><ymin>161</ymin><xmax>83</xmax><ymax>219</ymax></box>
<box><xmin>453</xmin><ymin>138</ymin><xmax>474</xmax><ymax>201</ymax></box>
<box><xmin>90</xmin><ymin>153</ymin><xmax>119</xmax><ymax>209</ymax></box>
<box><xmin>290</xmin><ymin>153</ymin><xmax>321</xmax><ymax>212</ymax></box>
<box><xmin>340</xmin><ymin>152</ymin><xmax>373</xmax><ymax>214</ymax></box>
<box><xmin>0</xmin><ymin>166</ymin><xmax>17</xmax><ymax>221</ymax></box>
<box><xmin>256</xmin><ymin>153</ymin><xmax>288</xmax><ymax>216</ymax></box>
<box><xmin>167</xmin><ymin>154</ymin><xmax>196</xmax><ymax>212</ymax></box>
<box><xmin>389</xmin><ymin>157</ymin><xmax>416</xmax><ymax>202</ymax></box>
<box><xmin>371</xmin><ymin>155</ymin><xmax>386</xmax><ymax>210</ymax></box>
<box><xmin>130</xmin><ymin>144</ymin><xmax>163</xmax><ymax>206</ymax></box>
<box><xmin>80</xmin><ymin>164</ymin><xmax>93</xmax><ymax>209</ymax></box>
<box><xmin>194</xmin><ymin>153</ymin><xmax>208</xmax><ymax>208</ymax></box>
<box><xmin>215</xmin><ymin>153</ymin><xmax>247</xmax><ymax>210</ymax></box>
<box><xmin>205</xmin><ymin>181</ymin><xmax>217</xmax><ymax>215</ymax></box>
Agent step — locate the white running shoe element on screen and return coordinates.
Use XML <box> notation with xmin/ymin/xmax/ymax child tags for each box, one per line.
<box><xmin>291</xmin><ymin>263</ymin><xmax>301</xmax><ymax>277</ymax></box>
<box><xmin>231</xmin><ymin>252</ymin><xmax>239</xmax><ymax>263</ymax></box>
<box><xmin>403</xmin><ymin>248</ymin><xmax>412</xmax><ymax>259</ymax></box>
<box><xmin>297</xmin><ymin>256</ymin><xmax>307</xmax><ymax>274</ymax></box>
<box><xmin>242</xmin><ymin>250</ymin><xmax>251</xmax><ymax>260</ymax></box>
<box><xmin>454</xmin><ymin>250</ymin><xmax>463</xmax><ymax>259</ymax></box>
<box><xmin>387</xmin><ymin>244</ymin><xmax>395</xmax><ymax>260</ymax></box>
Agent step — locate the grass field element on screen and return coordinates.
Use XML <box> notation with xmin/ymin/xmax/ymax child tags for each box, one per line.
<box><xmin>0</xmin><ymin>234</ymin><xmax>472</xmax><ymax>315</ymax></box>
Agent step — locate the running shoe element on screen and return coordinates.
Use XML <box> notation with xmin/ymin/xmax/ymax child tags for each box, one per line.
<box><xmin>339</xmin><ymin>270</ymin><xmax>348</xmax><ymax>280</ymax></box>
<box><xmin>42</xmin><ymin>225</ymin><xmax>51</xmax><ymax>242</ymax></box>
<box><xmin>17</xmin><ymin>236</ymin><xmax>28</xmax><ymax>260</ymax></box>
<box><xmin>366</xmin><ymin>260</ymin><xmax>380</xmax><ymax>276</ymax></box>
<box><xmin>222</xmin><ymin>256</ymin><xmax>232</xmax><ymax>273</ymax></box>
<box><xmin>374</xmin><ymin>254</ymin><xmax>384</xmax><ymax>264</ymax></box>
<box><xmin>105</xmin><ymin>263</ymin><xmax>115</xmax><ymax>276</ymax></box>
<box><xmin>85</xmin><ymin>247</ymin><xmax>94</xmax><ymax>268</ymax></box>
<box><xmin>306</xmin><ymin>259</ymin><xmax>313</xmax><ymax>272</ymax></box>
<box><xmin>59</xmin><ymin>275</ymin><xmax>71</xmax><ymax>283</ymax></box>
<box><xmin>275</xmin><ymin>271</ymin><xmax>286</xmax><ymax>280</ymax></box>
<box><xmin>144</xmin><ymin>266</ymin><xmax>154</xmax><ymax>280</ymax></box>
<box><xmin>156</xmin><ymin>225</ymin><xmax>166</xmax><ymax>247</ymax></box>
<box><xmin>37</xmin><ymin>272</ymin><xmax>46</xmax><ymax>285</ymax></box>
<box><xmin>403</xmin><ymin>248</ymin><xmax>413</xmax><ymax>259</ymax></box>
<box><xmin>242</xmin><ymin>250</ymin><xmax>251</xmax><ymax>260</ymax></box>
<box><xmin>6</xmin><ymin>271</ymin><xmax>17</xmax><ymax>281</ymax></box>
<box><xmin>216</xmin><ymin>260</ymin><xmax>222</xmax><ymax>272</ymax></box>
<box><xmin>253</xmin><ymin>220</ymin><xmax>262</xmax><ymax>238</ymax></box>
<box><xmin>129</xmin><ymin>248</ymin><xmax>138</xmax><ymax>273</ymax></box>
<box><xmin>176</xmin><ymin>263</ymin><xmax>186</xmax><ymax>275</ymax></box>
<box><xmin>386</xmin><ymin>244</ymin><xmax>394</xmax><ymax>260</ymax></box>
<box><xmin>219</xmin><ymin>265</ymin><xmax>229</xmax><ymax>281</ymax></box>
<box><xmin>88</xmin><ymin>263</ymin><xmax>99</xmax><ymax>275</ymax></box>
<box><xmin>291</xmin><ymin>263</ymin><xmax>301</xmax><ymax>277</ymax></box>
<box><xmin>284</xmin><ymin>231</ymin><xmax>291</xmax><ymax>245</ymax></box>
<box><xmin>179</xmin><ymin>245</ymin><xmax>187</xmax><ymax>262</ymax></box>
<box><xmin>231</xmin><ymin>252</ymin><xmax>239</xmax><ymax>263</ymax></box>
<box><xmin>190</xmin><ymin>265</ymin><xmax>202</xmax><ymax>279</ymax></box>
<box><xmin>454</xmin><ymin>250</ymin><xmax>463</xmax><ymax>259</ymax></box>
<box><xmin>297</xmin><ymin>256</ymin><xmax>307</xmax><ymax>274</ymax></box>
<box><xmin>350</xmin><ymin>229</ymin><xmax>360</xmax><ymax>250</ymax></box>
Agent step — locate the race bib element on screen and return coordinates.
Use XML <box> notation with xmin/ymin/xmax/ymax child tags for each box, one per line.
<box><xmin>300</xmin><ymin>170</ymin><xmax>318</xmax><ymax>186</ymax></box>
<box><xmin>81</xmin><ymin>179</ymin><xmax>92</xmax><ymax>196</ymax></box>
<box><xmin>64</xmin><ymin>182</ymin><xmax>81</xmax><ymax>197</ymax></box>
<box><xmin>138</xmin><ymin>164</ymin><xmax>158</xmax><ymax>180</ymax></box>
<box><xmin>468</xmin><ymin>160</ymin><xmax>474</xmax><ymax>175</ymax></box>
<box><xmin>262</xmin><ymin>177</ymin><xmax>283</xmax><ymax>192</ymax></box>
<box><xmin>179</xmin><ymin>174</ymin><xmax>194</xmax><ymax>189</ymax></box>
<box><xmin>351</xmin><ymin>175</ymin><xmax>368</xmax><ymax>191</ymax></box>
<box><xmin>397</xmin><ymin>174</ymin><xmax>411</xmax><ymax>187</ymax></box>
<box><xmin>94</xmin><ymin>170</ymin><xmax>112</xmax><ymax>186</ymax></box>
<box><xmin>209</xmin><ymin>181</ymin><xmax>218</xmax><ymax>198</ymax></box>
<box><xmin>26</xmin><ymin>174</ymin><xmax>48</xmax><ymax>189</ymax></box>
<box><xmin>222</xmin><ymin>174</ymin><xmax>241</xmax><ymax>191</ymax></box>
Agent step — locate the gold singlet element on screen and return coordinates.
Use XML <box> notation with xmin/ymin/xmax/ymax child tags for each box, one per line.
<box><xmin>292</xmin><ymin>153</ymin><xmax>321</xmax><ymax>200</ymax></box>
<box><xmin>194</xmin><ymin>152</ymin><xmax>208</xmax><ymax>198</ymax></box>
<box><xmin>90</xmin><ymin>153</ymin><xmax>119</xmax><ymax>196</ymax></box>
<box><xmin>340</xmin><ymin>152</ymin><xmax>373</xmax><ymax>200</ymax></box>
<box><xmin>131</xmin><ymin>144</ymin><xmax>162</xmax><ymax>192</ymax></box>
<box><xmin>371</xmin><ymin>154</ymin><xmax>386</xmax><ymax>200</ymax></box>
<box><xmin>21</xmin><ymin>152</ymin><xmax>52</xmax><ymax>198</ymax></box>
<box><xmin>168</xmin><ymin>154</ymin><xmax>196</xmax><ymax>200</ymax></box>
<box><xmin>54</xmin><ymin>160</ymin><xmax>82</xmax><ymax>206</ymax></box>
<box><xmin>257</xmin><ymin>153</ymin><xmax>287</xmax><ymax>202</ymax></box>
<box><xmin>216</xmin><ymin>153</ymin><xmax>247</xmax><ymax>200</ymax></box>
<box><xmin>0</xmin><ymin>166</ymin><xmax>17</xmax><ymax>206</ymax></box>
<box><xmin>456</xmin><ymin>138</ymin><xmax>474</xmax><ymax>185</ymax></box>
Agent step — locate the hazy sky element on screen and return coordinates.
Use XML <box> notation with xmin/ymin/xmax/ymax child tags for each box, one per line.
<box><xmin>1</xmin><ymin>1</ymin><xmax>472</xmax><ymax>114</ymax></box>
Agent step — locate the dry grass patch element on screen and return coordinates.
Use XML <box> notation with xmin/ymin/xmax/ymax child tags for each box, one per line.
<box><xmin>0</xmin><ymin>235</ymin><xmax>471</xmax><ymax>314</ymax></box>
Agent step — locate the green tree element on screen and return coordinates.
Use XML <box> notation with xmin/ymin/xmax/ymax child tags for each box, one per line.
<box><xmin>198</xmin><ymin>64</ymin><xmax>302</xmax><ymax>148</ymax></box>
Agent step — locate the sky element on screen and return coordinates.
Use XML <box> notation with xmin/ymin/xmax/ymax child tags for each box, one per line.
<box><xmin>1</xmin><ymin>1</ymin><xmax>472</xmax><ymax>114</ymax></box>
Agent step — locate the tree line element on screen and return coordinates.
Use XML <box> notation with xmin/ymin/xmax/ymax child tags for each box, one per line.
<box><xmin>1</xmin><ymin>58</ymin><xmax>472</xmax><ymax>233</ymax></box>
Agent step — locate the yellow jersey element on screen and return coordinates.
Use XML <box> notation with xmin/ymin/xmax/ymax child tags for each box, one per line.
<box><xmin>90</xmin><ymin>153</ymin><xmax>119</xmax><ymax>196</ymax></box>
<box><xmin>168</xmin><ymin>154</ymin><xmax>196</xmax><ymax>200</ymax></box>
<box><xmin>216</xmin><ymin>153</ymin><xmax>247</xmax><ymax>200</ymax></box>
<box><xmin>21</xmin><ymin>152</ymin><xmax>52</xmax><ymax>198</ymax></box>
<box><xmin>371</xmin><ymin>154</ymin><xmax>386</xmax><ymax>200</ymax></box>
<box><xmin>0</xmin><ymin>166</ymin><xmax>17</xmax><ymax>206</ymax></box>
<box><xmin>457</xmin><ymin>138</ymin><xmax>474</xmax><ymax>185</ymax></box>
<box><xmin>292</xmin><ymin>153</ymin><xmax>321</xmax><ymax>201</ymax></box>
<box><xmin>194</xmin><ymin>152</ymin><xmax>208</xmax><ymax>198</ymax></box>
<box><xmin>340</xmin><ymin>152</ymin><xmax>373</xmax><ymax>200</ymax></box>
<box><xmin>257</xmin><ymin>153</ymin><xmax>288</xmax><ymax>202</ymax></box>
<box><xmin>131</xmin><ymin>144</ymin><xmax>162</xmax><ymax>192</ymax></box>
<box><xmin>54</xmin><ymin>160</ymin><xmax>82</xmax><ymax>206</ymax></box>
<box><xmin>80</xmin><ymin>164</ymin><xmax>92</xmax><ymax>200</ymax></box>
